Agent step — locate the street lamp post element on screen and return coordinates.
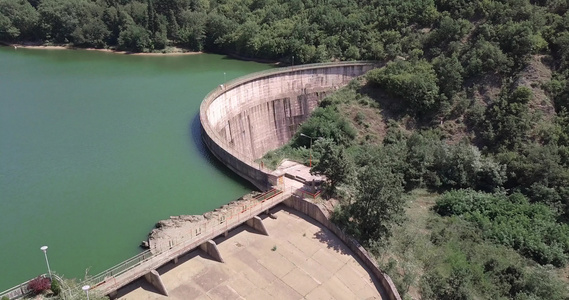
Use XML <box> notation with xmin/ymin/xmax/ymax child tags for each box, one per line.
<box><xmin>82</xmin><ymin>285</ymin><xmax>90</xmax><ymax>300</ymax></box>
<box><xmin>40</xmin><ymin>246</ymin><xmax>52</xmax><ymax>280</ymax></box>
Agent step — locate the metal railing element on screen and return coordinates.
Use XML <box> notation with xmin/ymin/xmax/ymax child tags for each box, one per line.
<box><xmin>69</xmin><ymin>188</ymin><xmax>292</xmax><ymax>296</ymax></box>
<box><xmin>0</xmin><ymin>274</ymin><xmax>69</xmax><ymax>300</ymax></box>
<box><xmin>0</xmin><ymin>187</ymin><xmax>300</xmax><ymax>299</ymax></box>
<box><xmin>0</xmin><ymin>277</ymin><xmax>35</xmax><ymax>299</ymax></box>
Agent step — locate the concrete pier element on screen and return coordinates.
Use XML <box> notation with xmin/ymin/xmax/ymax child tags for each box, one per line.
<box><xmin>199</xmin><ymin>240</ymin><xmax>224</xmax><ymax>263</ymax></box>
<box><xmin>144</xmin><ymin>270</ymin><xmax>169</xmax><ymax>296</ymax></box>
<box><xmin>245</xmin><ymin>216</ymin><xmax>269</xmax><ymax>235</ymax></box>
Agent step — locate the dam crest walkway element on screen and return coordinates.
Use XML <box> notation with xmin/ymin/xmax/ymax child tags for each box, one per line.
<box><xmin>83</xmin><ymin>188</ymin><xmax>294</xmax><ymax>297</ymax></box>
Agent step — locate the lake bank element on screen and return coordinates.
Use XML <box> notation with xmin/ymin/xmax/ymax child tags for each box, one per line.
<box><xmin>1</xmin><ymin>41</ymin><xmax>202</xmax><ymax>56</ymax></box>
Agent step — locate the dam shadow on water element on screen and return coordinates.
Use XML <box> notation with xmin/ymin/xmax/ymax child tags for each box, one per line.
<box><xmin>189</xmin><ymin>113</ymin><xmax>257</xmax><ymax>191</ymax></box>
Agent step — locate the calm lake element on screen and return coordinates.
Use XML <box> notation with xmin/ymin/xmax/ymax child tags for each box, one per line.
<box><xmin>0</xmin><ymin>47</ymin><xmax>270</xmax><ymax>290</ymax></box>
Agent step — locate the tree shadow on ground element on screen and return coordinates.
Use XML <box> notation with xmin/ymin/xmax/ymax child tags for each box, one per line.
<box><xmin>313</xmin><ymin>229</ymin><xmax>351</xmax><ymax>256</ymax></box>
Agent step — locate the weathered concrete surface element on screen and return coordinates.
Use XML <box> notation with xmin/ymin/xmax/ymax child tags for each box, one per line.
<box><xmin>144</xmin><ymin>270</ymin><xmax>169</xmax><ymax>297</ymax></box>
<box><xmin>284</xmin><ymin>196</ymin><xmax>402</xmax><ymax>300</ymax></box>
<box><xmin>115</xmin><ymin>205</ymin><xmax>386</xmax><ymax>299</ymax></box>
<box><xmin>245</xmin><ymin>215</ymin><xmax>269</xmax><ymax>235</ymax></box>
<box><xmin>199</xmin><ymin>240</ymin><xmax>224</xmax><ymax>263</ymax></box>
<box><xmin>200</xmin><ymin>62</ymin><xmax>377</xmax><ymax>190</ymax></box>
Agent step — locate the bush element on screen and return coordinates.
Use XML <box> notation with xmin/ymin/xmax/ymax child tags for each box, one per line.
<box><xmin>294</xmin><ymin>106</ymin><xmax>357</xmax><ymax>148</ymax></box>
<box><xmin>51</xmin><ymin>278</ymin><xmax>61</xmax><ymax>296</ymax></box>
<box><xmin>27</xmin><ymin>276</ymin><xmax>51</xmax><ymax>295</ymax></box>
<box><xmin>367</xmin><ymin>60</ymin><xmax>441</xmax><ymax>118</ymax></box>
<box><xmin>435</xmin><ymin>190</ymin><xmax>569</xmax><ymax>266</ymax></box>
<box><xmin>480</xmin><ymin>86</ymin><xmax>533</xmax><ymax>151</ymax></box>
<box><xmin>2</xmin><ymin>296</ymin><xmax>10</xmax><ymax>300</ymax></box>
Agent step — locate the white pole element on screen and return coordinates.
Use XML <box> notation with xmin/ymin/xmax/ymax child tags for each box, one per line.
<box><xmin>82</xmin><ymin>285</ymin><xmax>90</xmax><ymax>300</ymax></box>
<box><xmin>40</xmin><ymin>246</ymin><xmax>52</xmax><ymax>280</ymax></box>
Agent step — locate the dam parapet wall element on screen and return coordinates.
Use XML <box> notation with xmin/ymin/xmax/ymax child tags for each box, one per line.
<box><xmin>200</xmin><ymin>61</ymin><xmax>377</xmax><ymax>190</ymax></box>
<box><xmin>284</xmin><ymin>195</ymin><xmax>402</xmax><ymax>300</ymax></box>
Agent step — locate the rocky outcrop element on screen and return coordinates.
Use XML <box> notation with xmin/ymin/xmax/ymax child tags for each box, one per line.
<box><xmin>145</xmin><ymin>192</ymin><xmax>262</xmax><ymax>252</ymax></box>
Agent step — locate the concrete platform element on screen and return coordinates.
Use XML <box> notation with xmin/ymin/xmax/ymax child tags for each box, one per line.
<box><xmin>277</xmin><ymin>160</ymin><xmax>324</xmax><ymax>185</ymax></box>
<box><xmin>116</xmin><ymin>205</ymin><xmax>385</xmax><ymax>299</ymax></box>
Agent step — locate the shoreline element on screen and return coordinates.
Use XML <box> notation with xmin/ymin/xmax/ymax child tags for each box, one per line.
<box><xmin>1</xmin><ymin>42</ymin><xmax>202</xmax><ymax>56</ymax></box>
<box><xmin>1</xmin><ymin>41</ymin><xmax>283</xmax><ymax>64</ymax></box>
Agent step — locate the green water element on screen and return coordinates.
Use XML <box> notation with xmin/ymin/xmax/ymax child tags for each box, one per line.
<box><xmin>0</xmin><ymin>47</ymin><xmax>270</xmax><ymax>290</ymax></box>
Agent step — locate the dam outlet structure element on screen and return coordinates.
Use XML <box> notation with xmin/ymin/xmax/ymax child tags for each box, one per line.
<box><xmin>200</xmin><ymin>61</ymin><xmax>378</xmax><ymax>190</ymax></box>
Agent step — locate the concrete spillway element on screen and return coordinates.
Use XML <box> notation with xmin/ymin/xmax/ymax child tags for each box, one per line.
<box><xmin>200</xmin><ymin>62</ymin><xmax>377</xmax><ymax>190</ymax></box>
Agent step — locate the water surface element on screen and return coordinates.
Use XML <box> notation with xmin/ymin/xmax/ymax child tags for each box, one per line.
<box><xmin>0</xmin><ymin>47</ymin><xmax>270</xmax><ymax>290</ymax></box>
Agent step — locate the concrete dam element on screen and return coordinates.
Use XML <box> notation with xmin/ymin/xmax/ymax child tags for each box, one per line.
<box><xmin>200</xmin><ymin>61</ymin><xmax>377</xmax><ymax>190</ymax></box>
<box><xmin>1</xmin><ymin>61</ymin><xmax>403</xmax><ymax>300</ymax></box>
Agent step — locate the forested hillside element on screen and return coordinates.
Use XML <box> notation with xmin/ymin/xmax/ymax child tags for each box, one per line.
<box><xmin>260</xmin><ymin>74</ymin><xmax>569</xmax><ymax>298</ymax></box>
<box><xmin>0</xmin><ymin>0</ymin><xmax>566</xmax><ymax>66</ymax></box>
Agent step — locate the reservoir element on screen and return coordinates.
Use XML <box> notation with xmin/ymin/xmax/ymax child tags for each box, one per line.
<box><xmin>0</xmin><ymin>47</ymin><xmax>270</xmax><ymax>290</ymax></box>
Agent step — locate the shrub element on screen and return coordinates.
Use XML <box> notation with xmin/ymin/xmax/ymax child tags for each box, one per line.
<box><xmin>51</xmin><ymin>278</ymin><xmax>61</xmax><ymax>296</ymax></box>
<box><xmin>367</xmin><ymin>60</ymin><xmax>441</xmax><ymax>118</ymax></box>
<box><xmin>435</xmin><ymin>190</ymin><xmax>569</xmax><ymax>266</ymax></box>
<box><xmin>2</xmin><ymin>296</ymin><xmax>10</xmax><ymax>300</ymax></box>
<box><xmin>27</xmin><ymin>276</ymin><xmax>50</xmax><ymax>295</ymax></box>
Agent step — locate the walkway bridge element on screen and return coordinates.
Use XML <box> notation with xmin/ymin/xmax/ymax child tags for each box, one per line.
<box><xmin>81</xmin><ymin>188</ymin><xmax>292</xmax><ymax>297</ymax></box>
<box><xmin>0</xmin><ymin>188</ymin><xmax>295</xmax><ymax>299</ymax></box>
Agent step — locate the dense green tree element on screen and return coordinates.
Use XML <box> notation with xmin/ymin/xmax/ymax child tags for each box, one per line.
<box><xmin>71</xmin><ymin>18</ymin><xmax>110</xmax><ymax>47</ymax></box>
<box><xmin>349</xmin><ymin>162</ymin><xmax>405</xmax><ymax>244</ymax></box>
<box><xmin>432</xmin><ymin>54</ymin><xmax>464</xmax><ymax>101</ymax></box>
<box><xmin>426</xmin><ymin>14</ymin><xmax>471</xmax><ymax>52</ymax></box>
<box><xmin>367</xmin><ymin>59</ymin><xmax>441</xmax><ymax>118</ymax></box>
<box><xmin>495</xmin><ymin>21</ymin><xmax>546</xmax><ymax>69</ymax></box>
<box><xmin>122</xmin><ymin>1</ymin><xmax>147</xmax><ymax>28</ymax></box>
<box><xmin>203</xmin><ymin>12</ymin><xmax>235</xmax><ymax>50</ymax></box>
<box><xmin>462</xmin><ymin>39</ymin><xmax>512</xmax><ymax>77</ymax></box>
<box><xmin>432</xmin><ymin>143</ymin><xmax>504</xmax><ymax>191</ymax></box>
<box><xmin>310</xmin><ymin>138</ymin><xmax>354</xmax><ymax>195</ymax></box>
<box><xmin>117</xmin><ymin>22</ymin><xmax>151</xmax><ymax>51</ymax></box>
<box><xmin>0</xmin><ymin>0</ymin><xmax>565</xmax><ymax>69</ymax></box>
<box><xmin>0</xmin><ymin>0</ymin><xmax>38</xmax><ymax>40</ymax></box>
<box><xmin>497</xmin><ymin>143</ymin><xmax>569</xmax><ymax>216</ymax></box>
<box><xmin>37</xmin><ymin>0</ymin><xmax>82</xmax><ymax>42</ymax></box>
<box><xmin>480</xmin><ymin>86</ymin><xmax>533</xmax><ymax>151</ymax></box>
<box><xmin>295</xmin><ymin>106</ymin><xmax>356</xmax><ymax>148</ymax></box>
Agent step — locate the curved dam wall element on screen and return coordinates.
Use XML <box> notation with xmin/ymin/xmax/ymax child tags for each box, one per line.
<box><xmin>200</xmin><ymin>62</ymin><xmax>377</xmax><ymax>190</ymax></box>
